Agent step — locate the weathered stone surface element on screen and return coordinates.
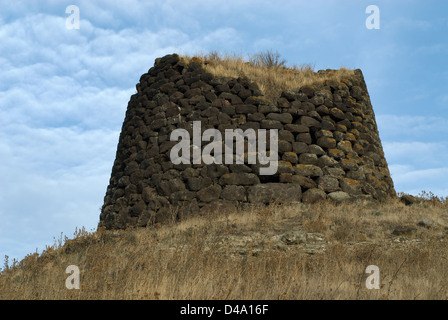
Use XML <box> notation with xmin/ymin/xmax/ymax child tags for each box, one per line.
<box><xmin>221</xmin><ymin>185</ymin><xmax>247</xmax><ymax>201</ymax></box>
<box><xmin>248</xmin><ymin>183</ymin><xmax>302</xmax><ymax>204</ymax></box>
<box><xmin>309</xmin><ymin>144</ymin><xmax>326</xmax><ymax>155</ymax></box>
<box><xmin>169</xmin><ymin>190</ymin><xmax>196</xmax><ymax>203</ymax></box>
<box><xmin>337</xmin><ymin>140</ymin><xmax>353</xmax><ymax>153</ymax></box>
<box><xmin>228</xmin><ymin>164</ymin><xmax>252</xmax><ymax>173</ymax></box>
<box><xmin>278</xmin><ymin>140</ymin><xmax>292</xmax><ymax>153</ymax></box>
<box><xmin>296</xmin><ymin>133</ymin><xmax>312</xmax><ymax>144</ymax></box>
<box><xmin>200</xmin><ymin>200</ymin><xmax>236</xmax><ymax>214</ymax></box>
<box><xmin>317</xmin><ymin>155</ymin><xmax>338</xmax><ymax>167</ymax></box>
<box><xmin>202</xmin><ymin>164</ymin><xmax>229</xmax><ymax>179</ymax></box>
<box><xmin>317</xmin><ymin>176</ymin><xmax>340</xmax><ymax>192</ymax></box>
<box><xmin>219</xmin><ymin>173</ymin><xmax>260</xmax><ymax>185</ymax></box>
<box><xmin>321</xmin><ymin>119</ymin><xmax>335</xmax><ymax>131</ymax></box>
<box><xmin>328</xmin><ymin>148</ymin><xmax>345</xmax><ymax>159</ymax></box>
<box><xmin>340</xmin><ymin>178</ymin><xmax>362</xmax><ymax>195</ymax></box>
<box><xmin>330</xmin><ymin>108</ymin><xmax>345</xmax><ymax>120</ymax></box>
<box><xmin>292</xmin><ymin>142</ymin><xmax>309</xmax><ymax>154</ymax></box>
<box><xmin>157</xmin><ymin>179</ymin><xmax>185</xmax><ymax>196</ymax></box>
<box><xmin>298</xmin><ymin>153</ymin><xmax>318</xmax><ymax>165</ymax></box>
<box><xmin>317</xmin><ymin>136</ymin><xmax>337</xmax><ymax>149</ymax></box>
<box><xmin>302</xmin><ymin>188</ymin><xmax>327</xmax><ymax>203</ymax></box>
<box><xmin>267</xmin><ymin>113</ymin><xmax>293</xmax><ymax>124</ymax></box>
<box><xmin>346</xmin><ymin>170</ymin><xmax>365</xmax><ymax>180</ymax></box>
<box><xmin>280</xmin><ymin>231</ymin><xmax>307</xmax><ymax>245</ymax></box>
<box><xmin>260</xmin><ymin>119</ymin><xmax>283</xmax><ymax>130</ymax></box>
<box><xmin>277</xmin><ymin>161</ymin><xmax>295</xmax><ymax>174</ymax></box>
<box><xmin>142</xmin><ymin>187</ymin><xmax>156</xmax><ymax>203</ymax></box>
<box><xmin>291</xmin><ymin>175</ymin><xmax>317</xmax><ymax>189</ymax></box>
<box><xmin>392</xmin><ymin>225</ymin><xmax>417</xmax><ymax>236</ymax></box>
<box><xmin>235</xmin><ymin>104</ymin><xmax>257</xmax><ymax>114</ymax></box>
<box><xmin>400</xmin><ymin>194</ymin><xmax>418</xmax><ymax>206</ymax></box>
<box><xmin>295</xmin><ymin>164</ymin><xmax>324</xmax><ymax>177</ymax></box>
<box><xmin>187</xmin><ymin>177</ymin><xmax>212</xmax><ymax>191</ymax></box>
<box><xmin>282</xmin><ymin>152</ymin><xmax>299</xmax><ymax>163</ymax></box>
<box><xmin>300</xmin><ymin>116</ymin><xmax>321</xmax><ymax>128</ymax></box>
<box><xmin>316</xmin><ymin>130</ymin><xmax>333</xmax><ymax>138</ymax></box>
<box><xmin>278</xmin><ymin>129</ymin><xmax>294</xmax><ymax>142</ymax></box>
<box><xmin>197</xmin><ymin>184</ymin><xmax>222</xmax><ymax>202</ymax></box>
<box><xmin>417</xmin><ymin>219</ymin><xmax>441</xmax><ymax>229</ymax></box>
<box><xmin>284</xmin><ymin>124</ymin><xmax>309</xmax><ymax>133</ymax></box>
<box><xmin>327</xmin><ymin>191</ymin><xmax>351</xmax><ymax>202</ymax></box>
<box><xmin>258</xmin><ymin>104</ymin><xmax>279</xmax><ymax>113</ymax></box>
<box><xmin>340</xmin><ymin>159</ymin><xmax>359</xmax><ymax>171</ymax></box>
<box><xmin>279</xmin><ymin>173</ymin><xmax>293</xmax><ymax>183</ymax></box>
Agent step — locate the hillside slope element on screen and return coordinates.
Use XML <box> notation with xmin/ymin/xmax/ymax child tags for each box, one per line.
<box><xmin>1</xmin><ymin>198</ymin><xmax>448</xmax><ymax>300</ymax></box>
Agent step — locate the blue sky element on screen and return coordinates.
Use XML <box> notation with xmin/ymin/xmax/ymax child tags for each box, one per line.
<box><xmin>1</xmin><ymin>0</ymin><xmax>447</xmax><ymax>264</ymax></box>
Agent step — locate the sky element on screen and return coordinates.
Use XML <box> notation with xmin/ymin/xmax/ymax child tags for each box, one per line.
<box><xmin>1</xmin><ymin>0</ymin><xmax>447</xmax><ymax>264</ymax></box>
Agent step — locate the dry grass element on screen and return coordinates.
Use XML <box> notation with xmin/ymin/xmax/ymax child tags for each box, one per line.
<box><xmin>1</xmin><ymin>197</ymin><xmax>448</xmax><ymax>300</ymax></box>
<box><xmin>181</xmin><ymin>50</ymin><xmax>355</xmax><ymax>102</ymax></box>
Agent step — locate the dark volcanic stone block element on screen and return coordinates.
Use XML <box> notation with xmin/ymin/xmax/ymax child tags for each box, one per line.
<box><xmin>248</xmin><ymin>183</ymin><xmax>302</xmax><ymax>204</ymax></box>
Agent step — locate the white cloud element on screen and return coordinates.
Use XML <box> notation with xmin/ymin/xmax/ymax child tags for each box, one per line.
<box><xmin>0</xmin><ymin>125</ymin><xmax>119</xmax><ymax>261</ymax></box>
<box><xmin>389</xmin><ymin>164</ymin><xmax>448</xmax><ymax>197</ymax></box>
<box><xmin>383</xmin><ymin>141</ymin><xmax>448</xmax><ymax>168</ymax></box>
<box><xmin>376</xmin><ymin>113</ymin><xmax>448</xmax><ymax>197</ymax></box>
<box><xmin>0</xmin><ymin>77</ymin><xmax>132</xmax><ymax>129</ymax></box>
<box><xmin>377</xmin><ymin>114</ymin><xmax>448</xmax><ymax>142</ymax></box>
<box><xmin>379</xmin><ymin>115</ymin><xmax>448</xmax><ymax>197</ymax></box>
<box><xmin>0</xmin><ymin>2</ymin><xmax>248</xmax><ymax>263</ymax></box>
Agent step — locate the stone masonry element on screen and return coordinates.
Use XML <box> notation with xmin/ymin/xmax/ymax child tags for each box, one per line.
<box><xmin>99</xmin><ymin>54</ymin><xmax>396</xmax><ymax>229</ymax></box>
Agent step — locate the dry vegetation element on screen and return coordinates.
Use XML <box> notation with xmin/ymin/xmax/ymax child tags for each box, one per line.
<box><xmin>181</xmin><ymin>50</ymin><xmax>355</xmax><ymax>102</ymax></box>
<box><xmin>1</xmin><ymin>195</ymin><xmax>448</xmax><ymax>300</ymax></box>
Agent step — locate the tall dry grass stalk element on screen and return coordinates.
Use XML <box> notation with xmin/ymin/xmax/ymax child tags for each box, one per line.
<box><xmin>181</xmin><ymin>51</ymin><xmax>355</xmax><ymax>101</ymax></box>
<box><xmin>1</xmin><ymin>198</ymin><xmax>447</xmax><ymax>300</ymax></box>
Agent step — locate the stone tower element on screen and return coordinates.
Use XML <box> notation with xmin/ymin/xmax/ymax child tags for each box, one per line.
<box><xmin>99</xmin><ymin>53</ymin><xmax>395</xmax><ymax>229</ymax></box>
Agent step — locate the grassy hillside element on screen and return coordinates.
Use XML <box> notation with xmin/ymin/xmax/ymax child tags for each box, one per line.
<box><xmin>1</xmin><ymin>195</ymin><xmax>448</xmax><ymax>300</ymax></box>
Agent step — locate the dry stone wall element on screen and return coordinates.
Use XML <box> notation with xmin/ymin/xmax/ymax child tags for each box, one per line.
<box><xmin>99</xmin><ymin>53</ymin><xmax>396</xmax><ymax>229</ymax></box>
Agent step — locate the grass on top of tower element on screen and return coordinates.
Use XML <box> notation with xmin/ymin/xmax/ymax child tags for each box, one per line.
<box><xmin>181</xmin><ymin>50</ymin><xmax>355</xmax><ymax>102</ymax></box>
